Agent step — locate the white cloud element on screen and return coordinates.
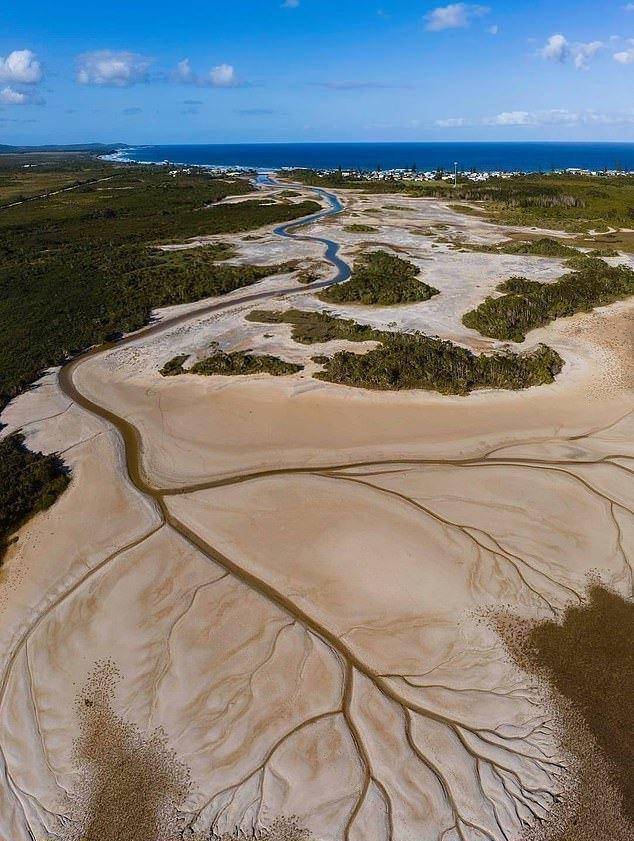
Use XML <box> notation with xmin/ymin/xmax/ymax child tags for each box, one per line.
<box><xmin>438</xmin><ymin>108</ymin><xmax>634</xmax><ymax>127</ymax></box>
<box><xmin>425</xmin><ymin>4</ymin><xmax>490</xmax><ymax>31</ymax></box>
<box><xmin>574</xmin><ymin>40</ymin><xmax>603</xmax><ymax>70</ymax></box>
<box><xmin>0</xmin><ymin>49</ymin><xmax>42</xmax><ymax>84</ymax></box>
<box><xmin>489</xmin><ymin>108</ymin><xmax>634</xmax><ymax>126</ymax></box>
<box><xmin>488</xmin><ymin>24</ymin><xmax>499</xmax><ymax>35</ymax></box>
<box><xmin>174</xmin><ymin>59</ymin><xmax>242</xmax><ymax>87</ymax></box>
<box><xmin>625</xmin><ymin>3</ymin><xmax>634</xmax><ymax>11</ymax></box>
<box><xmin>539</xmin><ymin>34</ymin><xmax>603</xmax><ymax>69</ymax></box>
<box><xmin>0</xmin><ymin>86</ymin><xmax>27</xmax><ymax>104</ymax></box>
<box><xmin>436</xmin><ymin>116</ymin><xmax>471</xmax><ymax>127</ymax></box>
<box><xmin>209</xmin><ymin>63</ymin><xmax>236</xmax><ymax>87</ymax></box>
<box><xmin>484</xmin><ymin>110</ymin><xmax>537</xmax><ymax>126</ymax></box>
<box><xmin>614</xmin><ymin>45</ymin><xmax>634</xmax><ymax>63</ymax></box>
<box><xmin>76</xmin><ymin>50</ymin><xmax>152</xmax><ymax>87</ymax></box>
<box><xmin>282</xmin><ymin>0</ymin><xmax>300</xmax><ymax>6</ymax></box>
<box><xmin>540</xmin><ymin>34</ymin><xmax>570</xmax><ymax>62</ymax></box>
<box><xmin>174</xmin><ymin>58</ymin><xmax>194</xmax><ymax>83</ymax></box>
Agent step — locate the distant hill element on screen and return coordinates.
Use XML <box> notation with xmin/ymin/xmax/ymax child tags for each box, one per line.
<box><xmin>0</xmin><ymin>143</ymin><xmax>129</xmax><ymax>154</ymax></box>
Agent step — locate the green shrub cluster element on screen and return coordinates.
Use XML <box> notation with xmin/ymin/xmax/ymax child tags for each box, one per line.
<box><xmin>344</xmin><ymin>224</ymin><xmax>377</xmax><ymax>233</ymax></box>
<box><xmin>0</xmin><ymin>433</ymin><xmax>70</xmax><ymax>564</ymax></box>
<box><xmin>246</xmin><ymin>309</ymin><xmax>379</xmax><ymax>344</ymax></box>
<box><xmin>318</xmin><ymin>250</ymin><xmax>439</xmax><ymax>306</ymax></box>
<box><xmin>0</xmin><ymin>165</ymin><xmax>318</xmax><ymax>412</ymax></box>
<box><xmin>159</xmin><ymin>355</ymin><xmax>189</xmax><ymax>376</ymax></box>
<box><xmin>317</xmin><ymin>333</ymin><xmax>562</xmax><ymax>394</ymax></box>
<box><xmin>469</xmin><ymin>237</ymin><xmax>580</xmax><ymax>258</ymax></box>
<box><xmin>191</xmin><ymin>351</ymin><xmax>302</xmax><ymax>377</ymax></box>
<box><xmin>247</xmin><ymin>309</ymin><xmax>563</xmax><ymax>394</ymax></box>
<box><xmin>463</xmin><ymin>257</ymin><xmax>634</xmax><ymax>341</ymax></box>
<box><xmin>161</xmin><ymin>348</ymin><xmax>302</xmax><ymax>377</ymax></box>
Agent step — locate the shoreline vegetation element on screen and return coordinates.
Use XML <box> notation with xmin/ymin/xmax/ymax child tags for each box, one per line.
<box><xmin>463</xmin><ymin>256</ymin><xmax>634</xmax><ymax>342</ymax></box>
<box><xmin>317</xmin><ymin>249</ymin><xmax>439</xmax><ymax>306</ymax></box>
<box><xmin>0</xmin><ymin>159</ymin><xmax>318</xmax><ymax>414</ymax></box>
<box><xmin>246</xmin><ymin>309</ymin><xmax>563</xmax><ymax>394</ymax></box>
<box><xmin>0</xmin><ymin>433</ymin><xmax>70</xmax><ymax>565</ymax></box>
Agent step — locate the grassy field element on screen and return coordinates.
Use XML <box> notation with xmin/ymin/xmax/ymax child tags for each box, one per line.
<box><xmin>318</xmin><ymin>250</ymin><xmax>439</xmax><ymax>306</ymax></box>
<box><xmin>247</xmin><ymin>309</ymin><xmax>563</xmax><ymax>394</ymax></box>
<box><xmin>0</xmin><ymin>155</ymin><xmax>114</xmax><ymax>203</ymax></box>
<box><xmin>0</xmin><ymin>162</ymin><xmax>318</xmax><ymax>412</ymax></box>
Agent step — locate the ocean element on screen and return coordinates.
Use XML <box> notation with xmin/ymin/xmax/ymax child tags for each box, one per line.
<box><xmin>108</xmin><ymin>142</ymin><xmax>634</xmax><ymax>173</ymax></box>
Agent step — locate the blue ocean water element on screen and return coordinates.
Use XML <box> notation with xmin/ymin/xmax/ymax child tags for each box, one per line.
<box><xmin>110</xmin><ymin>142</ymin><xmax>634</xmax><ymax>173</ymax></box>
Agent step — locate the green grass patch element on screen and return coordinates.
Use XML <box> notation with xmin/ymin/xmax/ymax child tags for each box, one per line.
<box><xmin>463</xmin><ymin>257</ymin><xmax>634</xmax><ymax>341</ymax></box>
<box><xmin>318</xmin><ymin>250</ymin><xmax>439</xmax><ymax>306</ymax></box>
<box><xmin>246</xmin><ymin>309</ymin><xmax>563</xmax><ymax>394</ymax></box>
<box><xmin>0</xmin><ymin>432</ymin><xmax>70</xmax><ymax>564</ymax></box>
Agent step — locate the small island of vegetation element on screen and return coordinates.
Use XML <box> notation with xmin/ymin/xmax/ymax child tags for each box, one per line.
<box><xmin>463</xmin><ymin>256</ymin><xmax>634</xmax><ymax>342</ymax></box>
<box><xmin>466</xmin><ymin>236</ymin><xmax>581</xmax><ymax>258</ymax></box>
<box><xmin>247</xmin><ymin>309</ymin><xmax>563</xmax><ymax>394</ymax></box>
<box><xmin>160</xmin><ymin>346</ymin><xmax>302</xmax><ymax>378</ymax></box>
<box><xmin>318</xmin><ymin>250</ymin><xmax>439</xmax><ymax>306</ymax></box>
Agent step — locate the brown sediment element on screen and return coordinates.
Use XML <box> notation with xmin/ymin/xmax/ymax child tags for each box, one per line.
<box><xmin>489</xmin><ymin>584</ymin><xmax>634</xmax><ymax>840</ymax></box>
<box><xmin>66</xmin><ymin>660</ymin><xmax>192</xmax><ymax>841</ymax></box>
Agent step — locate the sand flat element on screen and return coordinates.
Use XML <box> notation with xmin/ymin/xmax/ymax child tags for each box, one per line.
<box><xmin>1</xmin><ymin>184</ymin><xmax>632</xmax><ymax>840</ymax></box>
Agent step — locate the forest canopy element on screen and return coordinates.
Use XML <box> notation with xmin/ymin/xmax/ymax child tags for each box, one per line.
<box><xmin>0</xmin><ymin>163</ymin><xmax>318</xmax><ymax>412</ymax></box>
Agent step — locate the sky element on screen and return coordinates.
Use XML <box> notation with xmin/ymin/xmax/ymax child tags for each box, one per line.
<box><xmin>1</xmin><ymin>0</ymin><xmax>633</xmax><ymax>145</ymax></box>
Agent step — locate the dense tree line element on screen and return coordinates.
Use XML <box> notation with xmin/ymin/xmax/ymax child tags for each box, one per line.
<box><xmin>318</xmin><ymin>250</ymin><xmax>439</xmax><ymax>306</ymax></box>
<box><xmin>0</xmin><ymin>166</ymin><xmax>318</xmax><ymax>412</ymax></box>
<box><xmin>0</xmin><ymin>433</ymin><xmax>70</xmax><ymax>564</ymax></box>
<box><xmin>463</xmin><ymin>257</ymin><xmax>634</xmax><ymax>341</ymax></box>
<box><xmin>247</xmin><ymin>309</ymin><xmax>563</xmax><ymax>394</ymax></box>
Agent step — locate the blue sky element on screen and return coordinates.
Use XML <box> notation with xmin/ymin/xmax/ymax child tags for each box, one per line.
<box><xmin>1</xmin><ymin>1</ymin><xmax>633</xmax><ymax>144</ymax></box>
